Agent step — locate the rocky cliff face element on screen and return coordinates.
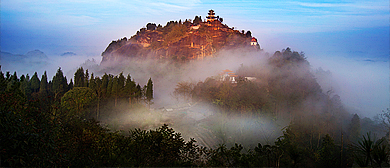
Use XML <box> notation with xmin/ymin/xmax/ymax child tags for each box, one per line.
<box><xmin>101</xmin><ymin>17</ymin><xmax>261</xmax><ymax>64</ymax></box>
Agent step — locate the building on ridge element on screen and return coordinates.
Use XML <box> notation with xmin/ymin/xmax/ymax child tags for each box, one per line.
<box><xmin>207</xmin><ymin>9</ymin><xmax>218</xmax><ymax>22</ymax></box>
<box><xmin>251</xmin><ymin>37</ymin><xmax>258</xmax><ymax>46</ymax></box>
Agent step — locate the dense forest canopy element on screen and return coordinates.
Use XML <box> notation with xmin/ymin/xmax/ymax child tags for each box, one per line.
<box><xmin>0</xmin><ymin>10</ymin><xmax>388</xmax><ymax>168</ymax></box>
<box><xmin>1</xmin><ymin>45</ymin><xmax>390</xmax><ymax>167</ymax></box>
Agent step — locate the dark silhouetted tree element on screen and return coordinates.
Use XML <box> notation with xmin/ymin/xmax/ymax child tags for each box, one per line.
<box><xmin>146</xmin><ymin>23</ymin><xmax>157</xmax><ymax>30</ymax></box>
<box><xmin>349</xmin><ymin>114</ymin><xmax>361</xmax><ymax>143</ymax></box>
<box><xmin>39</xmin><ymin>71</ymin><xmax>48</xmax><ymax>97</ymax></box>
<box><xmin>246</xmin><ymin>31</ymin><xmax>252</xmax><ymax>38</ymax></box>
<box><xmin>124</xmin><ymin>74</ymin><xmax>136</xmax><ymax>105</ymax></box>
<box><xmin>193</xmin><ymin>16</ymin><xmax>202</xmax><ymax>25</ymax></box>
<box><xmin>30</xmin><ymin>72</ymin><xmax>40</xmax><ymax>93</ymax></box>
<box><xmin>74</xmin><ymin>67</ymin><xmax>85</xmax><ymax>87</ymax></box>
<box><xmin>145</xmin><ymin>78</ymin><xmax>153</xmax><ymax>108</ymax></box>
<box><xmin>52</xmin><ymin>67</ymin><xmax>68</xmax><ymax>100</ymax></box>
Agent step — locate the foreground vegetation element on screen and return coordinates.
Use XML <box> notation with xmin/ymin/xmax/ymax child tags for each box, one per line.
<box><xmin>1</xmin><ymin>48</ymin><xmax>390</xmax><ymax>167</ymax></box>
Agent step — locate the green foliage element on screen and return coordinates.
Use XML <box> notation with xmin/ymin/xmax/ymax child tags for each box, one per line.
<box><xmin>74</xmin><ymin>67</ymin><xmax>85</xmax><ymax>87</ymax></box>
<box><xmin>146</xmin><ymin>23</ymin><xmax>156</xmax><ymax>30</ymax></box>
<box><xmin>193</xmin><ymin>15</ymin><xmax>202</xmax><ymax>25</ymax></box>
<box><xmin>163</xmin><ymin>24</ymin><xmax>187</xmax><ymax>46</ymax></box>
<box><xmin>30</xmin><ymin>72</ymin><xmax>40</xmax><ymax>92</ymax></box>
<box><xmin>124</xmin><ymin>74</ymin><xmax>136</xmax><ymax>104</ymax></box>
<box><xmin>317</xmin><ymin>134</ymin><xmax>338</xmax><ymax>167</ymax></box>
<box><xmin>0</xmin><ymin>68</ymin><xmax>7</xmax><ymax>92</ymax></box>
<box><xmin>353</xmin><ymin>132</ymin><xmax>375</xmax><ymax>166</ymax></box>
<box><xmin>1</xmin><ymin>57</ymin><xmax>389</xmax><ymax>167</ymax></box>
<box><xmin>208</xmin><ymin>143</ymin><xmax>244</xmax><ymax>167</ymax></box>
<box><xmin>0</xmin><ymin>88</ymin><xmax>61</xmax><ymax>167</ymax></box>
<box><xmin>351</xmin><ymin>132</ymin><xmax>390</xmax><ymax>167</ymax></box>
<box><xmin>372</xmin><ymin>137</ymin><xmax>389</xmax><ymax>167</ymax></box>
<box><xmin>52</xmin><ymin>67</ymin><xmax>68</xmax><ymax>100</ymax></box>
<box><xmin>348</xmin><ymin>113</ymin><xmax>361</xmax><ymax>143</ymax></box>
<box><xmin>173</xmin><ymin>81</ymin><xmax>194</xmax><ymax>101</ymax></box>
<box><xmin>39</xmin><ymin>71</ymin><xmax>48</xmax><ymax>96</ymax></box>
<box><xmin>145</xmin><ymin>78</ymin><xmax>153</xmax><ymax>107</ymax></box>
<box><xmin>61</xmin><ymin>87</ymin><xmax>97</xmax><ymax>119</ymax></box>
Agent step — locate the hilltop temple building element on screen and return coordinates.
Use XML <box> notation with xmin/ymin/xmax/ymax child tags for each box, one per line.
<box><xmin>206</xmin><ymin>9</ymin><xmax>218</xmax><ymax>22</ymax></box>
<box><xmin>251</xmin><ymin>37</ymin><xmax>258</xmax><ymax>46</ymax></box>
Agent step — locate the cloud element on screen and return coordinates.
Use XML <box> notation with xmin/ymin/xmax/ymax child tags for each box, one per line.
<box><xmin>295</xmin><ymin>2</ymin><xmax>348</xmax><ymax>8</ymax></box>
<box><xmin>309</xmin><ymin>55</ymin><xmax>389</xmax><ymax>118</ymax></box>
<box><xmin>54</xmin><ymin>15</ymin><xmax>100</xmax><ymax>27</ymax></box>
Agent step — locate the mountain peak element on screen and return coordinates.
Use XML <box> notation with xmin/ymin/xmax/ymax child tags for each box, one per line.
<box><xmin>101</xmin><ymin>10</ymin><xmax>261</xmax><ymax>64</ymax></box>
<box><xmin>26</xmin><ymin>50</ymin><xmax>47</xmax><ymax>59</ymax></box>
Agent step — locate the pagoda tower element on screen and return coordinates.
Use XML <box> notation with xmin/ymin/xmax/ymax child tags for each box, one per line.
<box><xmin>206</xmin><ymin>9</ymin><xmax>218</xmax><ymax>22</ymax></box>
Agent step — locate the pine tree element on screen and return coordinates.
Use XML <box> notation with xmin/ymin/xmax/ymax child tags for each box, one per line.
<box><xmin>39</xmin><ymin>71</ymin><xmax>49</xmax><ymax>97</ymax></box>
<box><xmin>145</xmin><ymin>78</ymin><xmax>153</xmax><ymax>108</ymax></box>
<box><xmin>74</xmin><ymin>67</ymin><xmax>85</xmax><ymax>87</ymax></box>
<box><xmin>6</xmin><ymin>72</ymin><xmax>20</xmax><ymax>93</ymax></box>
<box><xmin>52</xmin><ymin>68</ymin><xmax>68</xmax><ymax>100</ymax></box>
<box><xmin>94</xmin><ymin>76</ymin><xmax>102</xmax><ymax>120</ymax></box>
<box><xmin>85</xmin><ymin>69</ymin><xmax>89</xmax><ymax>87</ymax></box>
<box><xmin>68</xmin><ymin>79</ymin><xmax>74</xmax><ymax>90</ymax></box>
<box><xmin>118</xmin><ymin>72</ymin><xmax>125</xmax><ymax>98</ymax></box>
<box><xmin>89</xmin><ymin>73</ymin><xmax>96</xmax><ymax>90</ymax></box>
<box><xmin>112</xmin><ymin>76</ymin><xmax>119</xmax><ymax>107</ymax></box>
<box><xmin>107</xmin><ymin>75</ymin><xmax>113</xmax><ymax>98</ymax></box>
<box><xmin>124</xmin><ymin>74</ymin><xmax>136</xmax><ymax>105</ymax></box>
<box><xmin>30</xmin><ymin>72</ymin><xmax>40</xmax><ymax>93</ymax></box>
<box><xmin>349</xmin><ymin>113</ymin><xmax>361</xmax><ymax>143</ymax></box>
<box><xmin>135</xmin><ymin>84</ymin><xmax>142</xmax><ymax>103</ymax></box>
<box><xmin>0</xmin><ymin>66</ymin><xmax>6</xmax><ymax>92</ymax></box>
<box><xmin>101</xmin><ymin>73</ymin><xmax>109</xmax><ymax>98</ymax></box>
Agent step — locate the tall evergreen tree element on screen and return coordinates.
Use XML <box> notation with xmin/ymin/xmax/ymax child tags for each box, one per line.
<box><xmin>101</xmin><ymin>73</ymin><xmax>109</xmax><ymax>98</ymax></box>
<box><xmin>107</xmin><ymin>75</ymin><xmax>114</xmax><ymax>97</ymax></box>
<box><xmin>85</xmin><ymin>69</ymin><xmax>89</xmax><ymax>87</ymax></box>
<box><xmin>349</xmin><ymin>114</ymin><xmax>361</xmax><ymax>143</ymax></box>
<box><xmin>135</xmin><ymin>84</ymin><xmax>142</xmax><ymax>102</ymax></box>
<box><xmin>118</xmin><ymin>72</ymin><xmax>125</xmax><ymax>98</ymax></box>
<box><xmin>124</xmin><ymin>74</ymin><xmax>136</xmax><ymax>105</ymax></box>
<box><xmin>22</xmin><ymin>75</ymin><xmax>32</xmax><ymax>98</ymax></box>
<box><xmin>30</xmin><ymin>72</ymin><xmax>40</xmax><ymax>93</ymax></box>
<box><xmin>0</xmin><ymin>66</ymin><xmax>6</xmax><ymax>92</ymax></box>
<box><xmin>112</xmin><ymin>76</ymin><xmax>119</xmax><ymax>107</ymax></box>
<box><xmin>52</xmin><ymin>68</ymin><xmax>68</xmax><ymax>100</ymax></box>
<box><xmin>68</xmin><ymin>79</ymin><xmax>74</xmax><ymax>90</ymax></box>
<box><xmin>145</xmin><ymin>78</ymin><xmax>153</xmax><ymax>108</ymax></box>
<box><xmin>89</xmin><ymin>73</ymin><xmax>96</xmax><ymax>90</ymax></box>
<box><xmin>74</xmin><ymin>67</ymin><xmax>85</xmax><ymax>87</ymax></box>
<box><xmin>5</xmin><ymin>71</ymin><xmax>11</xmax><ymax>81</ymax></box>
<box><xmin>39</xmin><ymin>71</ymin><xmax>49</xmax><ymax>96</ymax></box>
<box><xmin>6</xmin><ymin>72</ymin><xmax>20</xmax><ymax>92</ymax></box>
<box><xmin>94</xmin><ymin>76</ymin><xmax>102</xmax><ymax>120</ymax></box>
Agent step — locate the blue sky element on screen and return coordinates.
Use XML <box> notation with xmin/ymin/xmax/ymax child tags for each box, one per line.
<box><xmin>1</xmin><ymin>0</ymin><xmax>388</xmax><ymax>56</ymax></box>
<box><xmin>1</xmin><ymin>0</ymin><xmax>389</xmax><ymax>116</ymax></box>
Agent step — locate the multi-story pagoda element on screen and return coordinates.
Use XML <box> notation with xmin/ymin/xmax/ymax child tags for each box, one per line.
<box><xmin>206</xmin><ymin>9</ymin><xmax>218</xmax><ymax>22</ymax></box>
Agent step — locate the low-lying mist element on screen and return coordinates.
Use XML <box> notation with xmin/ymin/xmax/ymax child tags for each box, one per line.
<box><xmin>2</xmin><ymin>46</ymin><xmax>388</xmax><ymax>148</ymax></box>
<box><xmin>309</xmin><ymin>55</ymin><xmax>389</xmax><ymax>118</ymax></box>
<box><xmin>0</xmin><ymin>50</ymin><xmax>101</xmax><ymax>80</ymax></box>
<box><xmin>105</xmin><ymin>101</ymin><xmax>285</xmax><ymax>148</ymax></box>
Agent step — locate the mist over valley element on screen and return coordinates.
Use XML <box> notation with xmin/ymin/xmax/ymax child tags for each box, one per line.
<box><xmin>1</xmin><ymin>6</ymin><xmax>389</xmax><ymax>167</ymax></box>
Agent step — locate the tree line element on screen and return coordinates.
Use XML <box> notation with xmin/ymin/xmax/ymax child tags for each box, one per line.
<box><xmin>2</xmin><ymin>46</ymin><xmax>390</xmax><ymax>167</ymax></box>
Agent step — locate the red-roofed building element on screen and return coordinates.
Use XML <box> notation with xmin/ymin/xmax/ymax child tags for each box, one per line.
<box><xmin>251</xmin><ymin>37</ymin><xmax>258</xmax><ymax>46</ymax></box>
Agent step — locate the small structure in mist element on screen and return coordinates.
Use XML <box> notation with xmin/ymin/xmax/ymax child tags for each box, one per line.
<box><xmin>218</xmin><ymin>69</ymin><xmax>238</xmax><ymax>83</ymax></box>
<box><xmin>251</xmin><ymin>37</ymin><xmax>258</xmax><ymax>46</ymax></box>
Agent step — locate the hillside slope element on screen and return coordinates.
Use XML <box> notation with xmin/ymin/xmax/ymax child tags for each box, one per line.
<box><xmin>101</xmin><ymin>10</ymin><xmax>261</xmax><ymax>64</ymax></box>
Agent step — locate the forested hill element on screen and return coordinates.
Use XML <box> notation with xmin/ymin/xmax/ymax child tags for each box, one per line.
<box><xmin>101</xmin><ymin>10</ymin><xmax>261</xmax><ymax>64</ymax></box>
